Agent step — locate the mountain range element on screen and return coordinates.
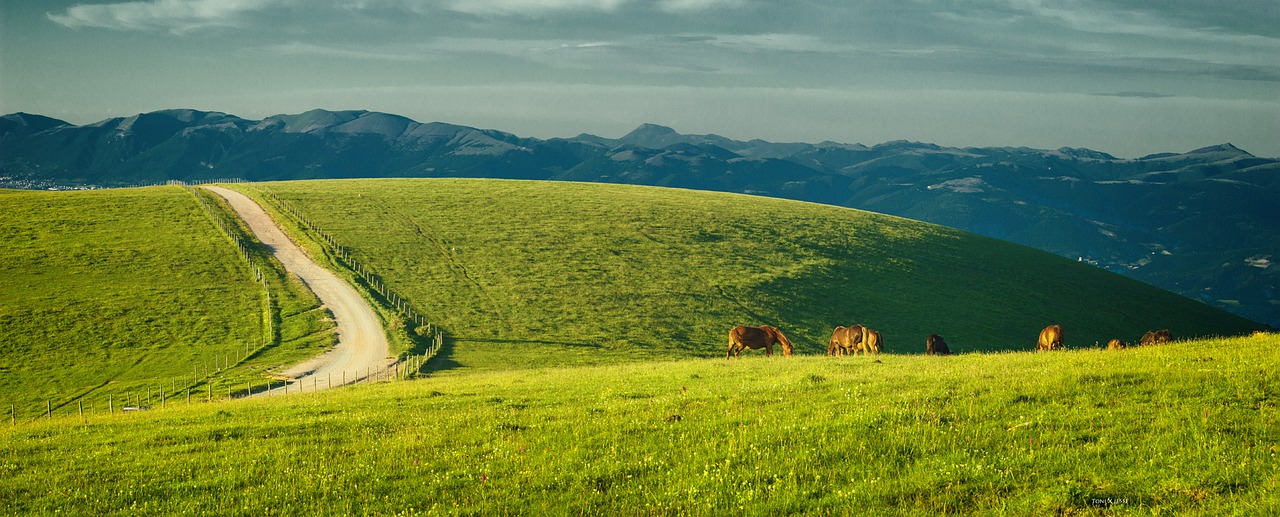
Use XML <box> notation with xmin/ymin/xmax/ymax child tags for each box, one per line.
<box><xmin>2</xmin><ymin>108</ymin><xmax>1276</xmax><ymax>327</ymax></box>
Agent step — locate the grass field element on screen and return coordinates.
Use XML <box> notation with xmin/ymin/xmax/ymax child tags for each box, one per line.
<box><xmin>0</xmin><ymin>187</ymin><xmax>334</xmax><ymax>418</ymax></box>
<box><xmin>235</xmin><ymin>179</ymin><xmax>1261</xmax><ymax>373</ymax></box>
<box><xmin>2</xmin><ymin>333</ymin><xmax>1275</xmax><ymax>515</ymax></box>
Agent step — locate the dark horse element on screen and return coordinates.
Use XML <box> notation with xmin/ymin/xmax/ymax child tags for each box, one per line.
<box><xmin>727</xmin><ymin>325</ymin><xmax>794</xmax><ymax>359</ymax></box>
<box><xmin>1139</xmin><ymin>329</ymin><xmax>1172</xmax><ymax>346</ymax></box>
<box><xmin>926</xmin><ymin>334</ymin><xmax>951</xmax><ymax>355</ymax></box>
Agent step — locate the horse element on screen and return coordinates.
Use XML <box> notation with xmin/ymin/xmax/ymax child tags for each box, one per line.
<box><xmin>926</xmin><ymin>334</ymin><xmax>950</xmax><ymax>355</ymax></box>
<box><xmin>1106</xmin><ymin>339</ymin><xmax>1125</xmax><ymax>350</ymax></box>
<box><xmin>1037</xmin><ymin>324</ymin><xmax>1064</xmax><ymax>351</ymax></box>
<box><xmin>828</xmin><ymin>325</ymin><xmax>863</xmax><ymax>356</ymax></box>
<box><xmin>1139</xmin><ymin>329</ymin><xmax>1172</xmax><ymax>346</ymax></box>
<box><xmin>828</xmin><ymin>326</ymin><xmax>847</xmax><ymax>356</ymax></box>
<box><xmin>860</xmin><ymin>328</ymin><xmax>883</xmax><ymax>355</ymax></box>
<box><xmin>727</xmin><ymin>325</ymin><xmax>794</xmax><ymax>359</ymax></box>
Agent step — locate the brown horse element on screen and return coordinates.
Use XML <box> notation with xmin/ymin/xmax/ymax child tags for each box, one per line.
<box><xmin>727</xmin><ymin>325</ymin><xmax>794</xmax><ymax>359</ymax></box>
<box><xmin>1139</xmin><ymin>329</ymin><xmax>1172</xmax><ymax>346</ymax></box>
<box><xmin>1107</xmin><ymin>339</ymin><xmax>1125</xmax><ymax>350</ymax></box>
<box><xmin>1037</xmin><ymin>325</ymin><xmax>1064</xmax><ymax>351</ymax></box>
<box><xmin>828</xmin><ymin>325</ymin><xmax>864</xmax><ymax>356</ymax></box>
<box><xmin>828</xmin><ymin>326</ymin><xmax>847</xmax><ymax>356</ymax></box>
<box><xmin>926</xmin><ymin>334</ymin><xmax>950</xmax><ymax>355</ymax></box>
<box><xmin>860</xmin><ymin>328</ymin><xmax>883</xmax><ymax>355</ymax></box>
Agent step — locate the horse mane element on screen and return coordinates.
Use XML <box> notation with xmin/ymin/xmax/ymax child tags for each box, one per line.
<box><xmin>766</xmin><ymin>326</ymin><xmax>793</xmax><ymax>349</ymax></box>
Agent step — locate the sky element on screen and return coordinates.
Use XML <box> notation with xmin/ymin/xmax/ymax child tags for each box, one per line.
<box><xmin>2</xmin><ymin>0</ymin><xmax>1278</xmax><ymax>158</ymax></box>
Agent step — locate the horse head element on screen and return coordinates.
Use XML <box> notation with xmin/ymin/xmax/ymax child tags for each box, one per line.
<box><xmin>765</xmin><ymin>325</ymin><xmax>794</xmax><ymax>357</ymax></box>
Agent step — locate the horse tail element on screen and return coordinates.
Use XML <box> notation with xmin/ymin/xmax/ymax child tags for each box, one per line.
<box><xmin>726</xmin><ymin>327</ymin><xmax>740</xmax><ymax>359</ymax></box>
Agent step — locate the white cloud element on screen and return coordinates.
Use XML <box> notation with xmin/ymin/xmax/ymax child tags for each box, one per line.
<box><xmin>657</xmin><ymin>0</ymin><xmax>746</xmax><ymax>13</ymax></box>
<box><xmin>705</xmin><ymin>33</ymin><xmax>851</xmax><ymax>53</ymax></box>
<box><xmin>263</xmin><ymin>42</ymin><xmax>434</xmax><ymax>61</ymax></box>
<box><xmin>48</xmin><ymin>0</ymin><xmax>278</xmax><ymax>33</ymax></box>
<box><xmin>1001</xmin><ymin>0</ymin><xmax>1280</xmax><ymax>48</ymax></box>
<box><xmin>442</xmin><ymin>0</ymin><xmax>625</xmax><ymax>16</ymax></box>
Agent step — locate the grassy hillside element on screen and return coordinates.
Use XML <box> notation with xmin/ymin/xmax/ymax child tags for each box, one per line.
<box><xmin>0</xmin><ymin>187</ymin><xmax>334</xmax><ymax>418</ymax></box>
<box><xmin>3</xmin><ymin>333</ymin><xmax>1276</xmax><ymax>515</ymax></box>
<box><xmin>235</xmin><ymin>179</ymin><xmax>1260</xmax><ymax>372</ymax></box>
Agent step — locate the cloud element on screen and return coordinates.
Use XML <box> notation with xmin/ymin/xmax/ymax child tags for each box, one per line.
<box><xmin>262</xmin><ymin>42</ymin><xmax>434</xmax><ymax>62</ymax></box>
<box><xmin>703</xmin><ymin>33</ymin><xmax>852</xmax><ymax>54</ymax></box>
<box><xmin>1093</xmin><ymin>91</ymin><xmax>1175</xmax><ymax>99</ymax></box>
<box><xmin>441</xmin><ymin>0</ymin><xmax>626</xmax><ymax>16</ymax></box>
<box><xmin>657</xmin><ymin>0</ymin><xmax>747</xmax><ymax>13</ymax></box>
<box><xmin>48</xmin><ymin>0</ymin><xmax>278</xmax><ymax>33</ymax></box>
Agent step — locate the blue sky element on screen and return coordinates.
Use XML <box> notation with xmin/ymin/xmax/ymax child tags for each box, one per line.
<box><xmin>2</xmin><ymin>0</ymin><xmax>1278</xmax><ymax>157</ymax></box>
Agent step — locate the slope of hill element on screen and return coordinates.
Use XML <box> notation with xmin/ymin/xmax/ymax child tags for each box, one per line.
<box><xmin>0</xmin><ymin>187</ymin><xmax>335</xmax><ymax>417</ymax></box>
<box><xmin>3</xmin><ymin>109</ymin><xmax>1274</xmax><ymax>326</ymax></box>
<box><xmin>233</xmin><ymin>179</ymin><xmax>1259</xmax><ymax>373</ymax></box>
<box><xmin>4</xmin><ymin>333</ymin><xmax>1277</xmax><ymax>514</ymax></box>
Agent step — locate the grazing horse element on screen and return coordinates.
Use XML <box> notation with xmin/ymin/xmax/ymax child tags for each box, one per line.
<box><xmin>828</xmin><ymin>325</ymin><xmax>863</xmax><ymax>356</ymax></box>
<box><xmin>727</xmin><ymin>325</ymin><xmax>794</xmax><ymax>359</ymax></box>
<box><xmin>1107</xmin><ymin>339</ymin><xmax>1125</xmax><ymax>350</ymax></box>
<box><xmin>1037</xmin><ymin>325</ymin><xmax>1064</xmax><ymax>351</ymax></box>
<box><xmin>860</xmin><ymin>328</ymin><xmax>883</xmax><ymax>355</ymax></box>
<box><xmin>1139</xmin><ymin>329</ymin><xmax>1172</xmax><ymax>346</ymax></box>
<box><xmin>828</xmin><ymin>326</ymin><xmax>847</xmax><ymax>356</ymax></box>
<box><xmin>926</xmin><ymin>334</ymin><xmax>951</xmax><ymax>355</ymax></box>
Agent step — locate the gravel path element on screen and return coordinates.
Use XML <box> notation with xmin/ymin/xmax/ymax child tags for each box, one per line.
<box><xmin>205</xmin><ymin>186</ymin><xmax>390</xmax><ymax>395</ymax></box>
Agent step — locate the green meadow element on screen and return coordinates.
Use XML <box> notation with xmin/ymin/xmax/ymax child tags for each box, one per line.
<box><xmin>0</xmin><ymin>187</ymin><xmax>334</xmax><ymax>418</ymax></box>
<box><xmin>3</xmin><ymin>333</ymin><xmax>1276</xmax><ymax>515</ymax></box>
<box><xmin>2</xmin><ymin>179</ymin><xmax>1272</xmax><ymax>514</ymax></box>
<box><xmin>233</xmin><ymin>179</ymin><xmax>1258</xmax><ymax>373</ymax></box>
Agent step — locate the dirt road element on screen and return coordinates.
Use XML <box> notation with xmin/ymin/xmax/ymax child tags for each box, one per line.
<box><xmin>205</xmin><ymin>187</ymin><xmax>389</xmax><ymax>395</ymax></box>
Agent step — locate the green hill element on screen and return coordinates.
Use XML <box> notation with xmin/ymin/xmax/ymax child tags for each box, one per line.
<box><xmin>4</xmin><ymin>333</ymin><xmax>1277</xmax><ymax>514</ymax></box>
<box><xmin>232</xmin><ymin>179</ymin><xmax>1260</xmax><ymax>373</ymax></box>
<box><xmin>0</xmin><ymin>187</ymin><xmax>334</xmax><ymax>417</ymax></box>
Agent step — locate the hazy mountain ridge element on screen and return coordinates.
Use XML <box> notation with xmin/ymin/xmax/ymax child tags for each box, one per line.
<box><xmin>2</xmin><ymin>109</ymin><xmax>1276</xmax><ymax>326</ymax></box>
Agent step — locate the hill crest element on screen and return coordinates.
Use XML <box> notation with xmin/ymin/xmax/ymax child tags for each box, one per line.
<box><xmin>2</xmin><ymin>109</ymin><xmax>1276</xmax><ymax>327</ymax></box>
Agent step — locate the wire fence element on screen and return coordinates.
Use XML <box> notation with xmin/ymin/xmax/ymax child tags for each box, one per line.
<box><xmin>9</xmin><ymin>360</ymin><xmax>432</xmax><ymax>425</ymax></box>
<box><xmin>186</xmin><ymin>185</ymin><xmax>275</xmax><ymax>350</ymax></box>
<box><xmin>7</xmin><ymin>180</ymin><xmax>446</xmax><ymax>425</ymax></box>
<box><xmin>257</xmin><ymin>188</ymin><xmax>445</xmax><ymax>362</ymax></box>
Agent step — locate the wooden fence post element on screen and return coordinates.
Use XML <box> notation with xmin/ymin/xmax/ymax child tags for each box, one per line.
<box><xmin>46</xmin><ymin>400</ymin><xmax>51</xmax><ymax>419</ymax></box>
<box><xmin>79</xmin><ymin>400</ymin><xmax>83</xmax><ymax>417</ymax></box>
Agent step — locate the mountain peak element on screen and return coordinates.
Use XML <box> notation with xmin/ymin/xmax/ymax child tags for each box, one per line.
<box><xmin>0</xmin><ymin>112</ymin><xmax>68</xmax><ymax>134</ymax></box>
<box><xmin>619</xmin><ymin>123</ymin><xmax>683</xmax><ymax>148</ymax></box>
<box><xmin>261</xmin><ymin>109</ymin><xmax>370</xmax><ymax>134</ymax></box>
<box><xmin>1189</xmin><ymin>143</ymin><xmax>1252</xmax><ymax>157</ymax></box>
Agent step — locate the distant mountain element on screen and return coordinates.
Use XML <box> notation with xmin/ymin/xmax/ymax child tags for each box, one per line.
<box><xmin>3</xmin><ymin>109</ymin><xmax>1277</xmax><ymax>326</ymax></box>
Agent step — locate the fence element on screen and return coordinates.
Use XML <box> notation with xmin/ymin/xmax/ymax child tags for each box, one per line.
<box><xmin>6</xmin><ymin>180</ymin><xmax>445</xmax><ymax>425</ymax></box>
<box><xmin>186</xmin><ymin>185</ymin><xmax>275</xmax><ymax>350</ymax></box>
<box><xmin>9</xmin><ymin>359</ymin><xmax>433</xmax><ymax>425</ymax></box>
<box><xmin>257</xmin><ymin>188</ymin><xmax>445</xmax><ymax>361</ymax></box>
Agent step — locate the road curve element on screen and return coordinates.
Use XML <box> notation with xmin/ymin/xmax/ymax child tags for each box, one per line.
<box><xmin>205</xmin><ymin>186</ymin><xmax>390</xmax><ymax>395</ymax></box>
